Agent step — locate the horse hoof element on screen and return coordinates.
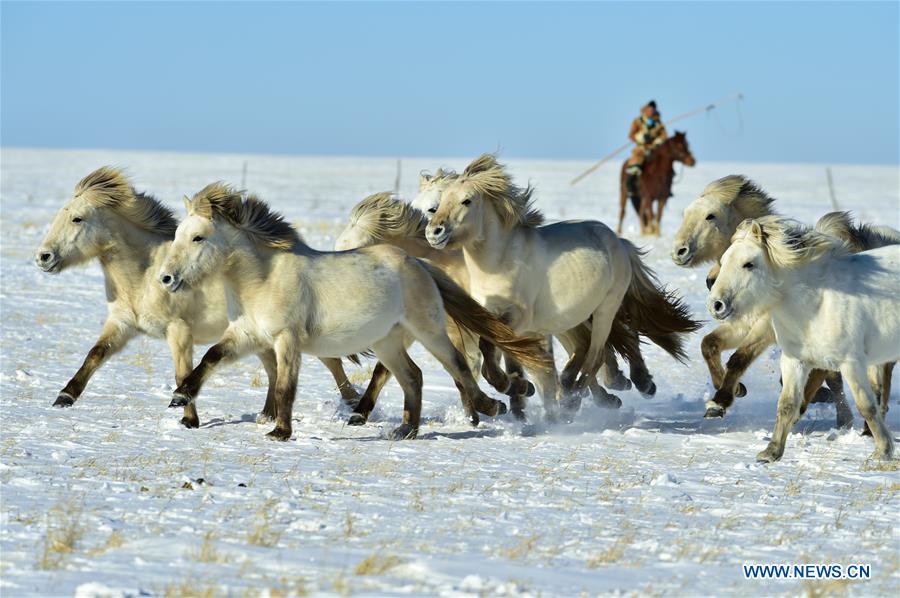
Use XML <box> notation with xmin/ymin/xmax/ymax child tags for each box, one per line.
<box><xmin>837</xmin><ymin>413</ymin><xmax>855</xmax><ymax>431</ymax></box>
<box><xmin>266</xmin><ymin>427</ymin><xmax>291</xmax><ymax>441</ymax></box>
<box><xmin>511</xmin><ymin>408</ymin><xmax>527</xmax><ymax>422</ymax></box>
<box><xmin>388</xmin><ymin>424</ymin><xmax>418</xmax><ymax>441</ymax></box>
<box><xmin>561</xmin><ymin>395</ymin><xmax>582</xmax><ymax>413</ymax></box>
<box><xmin>860</xmin><ymin>423</ymin><xmax>872</xmax><ymax>437</ymax></box>
<box><xmin>871</xmin><ymin>449</ymin><xmax>894</xmax><ymax>461</ymax></box>
<box><xmin>256</xmin><ymin>412</ymin><xmax>276</xmax><ymax>425</ymax></box>
<box><xmin>169</xmin><ymin>393</ymin><xmax>191</xmax><ymax>408</ymax></box>
<box><xmin>735</xmin><ymin>383</ymin><xmax>747</xmax><ymax>398</ymax></box>
<box><xmin>468</xmin><ymin>411</ymin><xmax>480</xmax><ymax>428</ymax></box>
<box><xmin>606</xmin><ymin>376</ymin><xmax>632</xmax><ymax>392</ymax></box>
<box><xmin>525</xmin><ymin>382</ymin><xmax>535</xmax><ymax>397</ymax></box>
<box><xmin>347</xmin><ymin>412</ymin><xmax>368</xmax><ymax>426</ymax></box>
<box><xmin>634</xmin><ymin>378</ymin><xmax>656</xmax><ymax>397</ymax></box>
<box><xmin>340</xmin><ymin>388</ymin><xmax>361</xmax><ymax>406</ymax></box>
<box><xmin>756</xmin><ymin>445</ymin><xmax>782</xmax><ymax>463</ymax></box>
<box><xmin>704</xmin><ymin>404</ymin><xmax>725</xmax><ymax>419</ymax></box>
<box><xmin>495</xmin><ymin>400</ymin><xmax>508</xmax><ymax>416</ymax></box>
<box><xmin>180</xmin><ymin>416</ymin><xmax>200</xmax><ymax>429</ymax></box>
<box><xmin>53</xmin><ymin>392</ymin><xmax>75</xmax><ymax>408</ymax></box>
<box><xmin>593</xmin><ymin>394</ymin><xmax>622</xmax><ymax>409</ymax></box>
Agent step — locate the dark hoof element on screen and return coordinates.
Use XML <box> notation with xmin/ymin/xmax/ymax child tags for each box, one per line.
<box><xmin>593</xmin><ymin>393</ymin><xmax>622</xmax><ymax>409</ymax></box>
<box><xmin>495</xmin><ymin>400</ymin><xmax>508</xmax><ymax>416</ymax></box>
<box><xmin>639</xmin><ymin>381</ymin><xmax>657</xmax><ymax>398</ymax></box>
<box><xmin>605</xmin><ymin>376</ymin><xmax>632</xmax><ymax>392</ymax></box>
<box><xmin>811</xmin><ymin>386</ymin><xmax>834</xmax><ymax>404</ymax></box>
<box><xmin>169</xmin><ymin>393</ymin><xmax>191</xmax><ymax>408</ymax></box>
<box><xmin>756</xmin><ymin>447</ymin><xmax>781</xmax><ymax>463</ymax></box>
<box><xmin>511</xmin><ymin>408</ymin><xmax>527</xmax><ymax>422</ymax></box>
<box><xmin>861</xmin><ymin>423</ymin><xmax>873</xmax><ymax>437</ymax></box>
<box><xmin>266</xmin><ymin>427</ymin><xmax>292</xmax><ymax>441</ymax></box>
<box><xmin>468</xmin><ymin>411</ymin><xmax>480</xmax><ymax>428</ymax></box>
<box><xmin>735</xmin><ymin>383</ymin><xmax>747</xmax><ymax>398</ymax></box>
<box><xmin>340</xmin><ymin>388</ymin><xmax>361</xmax><ymax>405</ymax></box>
<box><xmin>524</xmin><ymin>382</ymin><xmax>535</xmax><ymax>397</ymax></box>
<box><xmin>388</xmin><ymin>424</ymin><xmax>418</xmax><ymax>440</ymax></box>
<box><xmin>180</xmin><ymin>416</ymin><xmax>200</xmax><ymax>429</ymax></box>
<box><xmin>704</xmin><ymin>404</ymin><xmax>725</xmax><ymax>418</ymax></box>
<box><xmin>53</xmin><ymin>392</ymin><xmax>75</xmax><ymax>407</ymax></box>
<box><xmin>347</xmin><ymin>412</ymin><xmax>368</xmax><ymax>426</ymax></box>
<box><xmin>561</xmin><ymin>394</ymin><xmax>582</xmax><ymax>412</ymax></box>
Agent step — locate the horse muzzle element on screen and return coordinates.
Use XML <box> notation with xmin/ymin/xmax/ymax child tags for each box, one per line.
<box><xmin>35</xmin><ymin>250</ymin><xmax>61</xmax><ymax>273</ymax></box>
<box><xmin>159</xmin><ymin>272</ymin><xmax>185</xmax><ymax>293</ymax></box>
<box><xmin>425</xmin><ymin>224</ymin><xmax>450</xmax><ymax>249</ymax></box>
<box><xmin>708</xmin><ymin>297</ymin><xmax>733</xmax><ymax>320</ymax></box>
<box><xmin>671</xmin><ymin>244</ymin><xmax>694</xmax><ymax>266</ymax></box>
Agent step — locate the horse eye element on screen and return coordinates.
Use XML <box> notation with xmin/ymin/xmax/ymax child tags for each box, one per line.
<box><xmin>462</xmin><ymin>199</ymin><xmax>472</xmax><ymax>206</ymax></box>
<box><xmin>743</xmin><ymin>262</ymin><xmax>754</xmax><ymax>270</ymax></box>
<box><xmin>72</xmin><ymin>217</ymin><xmax>83</xmax><ymax>223</ymax></box>
<box><xmin>192</xmin><ymin>235</ymin><xmax>205</xmax><ymax>243</ymax></box>
<box><xmin>705</xmin><ymin>214</ymin><xmax>715</xmax><ymax>221</ymax></box>
<box><xmin>427</xmin><ymin>207</ymin><xmax>437</xmax><ymax>214</ymax></box>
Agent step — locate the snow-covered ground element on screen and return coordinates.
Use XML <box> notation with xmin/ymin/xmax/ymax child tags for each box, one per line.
<box><xmin>1</xmin><ymin>147</ymin><xmax>898</xmax><ymax>597</ymax></box>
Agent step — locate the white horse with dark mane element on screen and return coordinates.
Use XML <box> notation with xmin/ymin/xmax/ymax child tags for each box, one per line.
<box><xmin>709</xmin><ymin>216</ymin><xmax>899</xmax><ymax>462</ymax></box>
<box><xmin>424</xmin><ymin>154</ymin><xmax>700</xmax><ymax>418</ymax></box>
<box><xmin>159</xmin><ymin>183</ymin><xmax>551</xmax><ymax>440</ymax></box>
<box><xmin>34</xmin><ymin>167</ymin><xmax>357</xmax><ymax>427</ymax></box>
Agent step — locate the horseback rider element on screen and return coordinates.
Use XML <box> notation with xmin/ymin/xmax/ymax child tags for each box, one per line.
<box><xmin>625</xmin><ymin>100</ymin><xmax>667</xmax><ymax>195</ymax></box>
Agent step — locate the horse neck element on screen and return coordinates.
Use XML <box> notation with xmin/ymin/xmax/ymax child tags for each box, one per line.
<box><xmin>649</xmin><ymin>141</ymin><xmax>675</xmax><ymax>169</ymax></box>
<box><xmin>99</xmin><ymin>215</ymin><xmax>171</xmax><ymax>305</ymax></box>
<box><xmin>461</xmin><ymin>206</ymin><xmax>515</xmax><ymax>272</ymax></box>
<box><xmin>767</xmin><ymin>261</ymin><xmax>824</xmax><ymax>339</ymax></box>
<box><xmin>222</xmin><ymin>233</ymin><xmax>310</xmax><ymax>302</ymax></box>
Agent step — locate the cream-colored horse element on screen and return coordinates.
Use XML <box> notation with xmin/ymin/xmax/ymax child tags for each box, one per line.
<box><xmin>336</xmin><ymin>190</ymin><xmax>665</xmax><ymax>419</ymax></box>
<box><xmin>160</xmin><ymin>183</ymin><xmax>551</xmax><ymax>440</ymax></box>
<box><xmin>709</xmin><ymin>217</ymin><xmax>899</xmax><ymax>461</ymax></box>
<box><xmin>425</xmin><ymin>154</ymin><xmax>700</xmax><ymax>418</ymax></box>
<box><xmin>35</xmin><ymin>167</ymin><xmax>358</xmax><ymax>428</ymax></box>
<box><xmin>671</xmin><ymin>175</ymin><xmax>894</xmax><ymax>426</ymax></box>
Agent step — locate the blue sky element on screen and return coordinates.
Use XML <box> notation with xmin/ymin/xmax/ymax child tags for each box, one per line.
<box><xmin>2</xmin><ymin>1</ymin><xmax>898</xmax><ymax>163</ymax></box>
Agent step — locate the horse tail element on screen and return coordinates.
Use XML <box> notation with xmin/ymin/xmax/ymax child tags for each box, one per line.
<box><xmin>815</xmin><ymin>211</ymin><xmax>900</xmax><ymax>251</ymax></box>
<box><xmin>419</xmin><ymin>262</ymin><xmax>553</xmax><ymax>373</ymax></box>
<box><xmin>620</xmin><ymin>239</ymin><xmax>702</xmax><ymax>362</ymax></box>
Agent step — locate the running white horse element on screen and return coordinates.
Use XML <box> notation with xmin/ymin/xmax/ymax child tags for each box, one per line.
<box><xmin>425</xmin><ymin>154</ymin><xmax>700</xmax><ymax>418</ymax></box>
<box><xmin>709</xmin><ymin>216</ymin><xmax>899</xmax><ymax>462</ymax></box>
<box><xmin>159</xmin><ymin>183</ymin><xmax>551</xmax><ymax>440</ymax></box>
<box><xmin>34</xmin><ymin>167</ymin><xmax>359</xmax><ymax>428</ymax></box>
<box><xmin>670</xmin><ymin>175</ymin><xmax>853</xmax><ymax>425</ymax></box>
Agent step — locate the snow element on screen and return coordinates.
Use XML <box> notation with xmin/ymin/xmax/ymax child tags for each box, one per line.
<box><xmin>1</xmin><ymin>147</ymin><xmax>898</xmax><ymax>596</ymax></box>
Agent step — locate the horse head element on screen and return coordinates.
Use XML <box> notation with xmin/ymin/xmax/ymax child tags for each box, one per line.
<box><xmin>670</xmin><ymin>131</ymin><xmax>696</xmax><ymax>167</ymax></box>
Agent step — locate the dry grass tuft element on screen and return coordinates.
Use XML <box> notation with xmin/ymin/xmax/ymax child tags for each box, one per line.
<box><xmin>37</xmin><ymin>503</ymin><xmax>84</xmax><ymax>569</ymax></box>
<box><xmin>354</xmin><ymin>553</ymin><xmax>405</xmax><ymax>576</ymax></box>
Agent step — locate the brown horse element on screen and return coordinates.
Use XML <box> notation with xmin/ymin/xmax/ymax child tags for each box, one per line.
<box><xmin>618</xmin><ymin>131</ymin><xmax>696</xmax><ymax>236</ymax></box>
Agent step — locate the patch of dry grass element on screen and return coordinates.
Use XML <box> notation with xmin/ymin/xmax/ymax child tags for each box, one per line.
<box><xmin>37</xmin><ymin>502</ymin><xmax>84</xmax><ymax>569</ymax></box>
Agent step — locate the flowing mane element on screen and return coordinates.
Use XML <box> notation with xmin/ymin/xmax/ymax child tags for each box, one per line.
<box><xmin>191</xmin><ymin>182</ymin><xmax>301</xmax><ymax>250</ymax></box>
<box><xmin>815</xmin><ymin>211</ymin><xmax>900</xmax><ymax>252</ymax></box>
<box><xmin>460</xmin><ymin>154</ymin><xmax>544</xmax><ymax>229</ymax></box>
<box><xmin>75</xmin><ymin>166</ymin><xmax>177</xmax><ymax>236</ymax></box>
<box><xmin>420</xmin><ymin>167</ymin><xmax>459</xmax><ymax>187</ymax></box>
<box><xmin>701</xmin><ymin>175</ymin><xmax>777</xmax><ymax>220</ymax></box>
<box><xmin>735</xmin><ymin>216</ymin><xmax>846</xmax><ymax>269</ymax></box>
<box><xmin>349</xmin><ymin>192</ymin><xmax>428</xmax><ymax>242</ymax></box>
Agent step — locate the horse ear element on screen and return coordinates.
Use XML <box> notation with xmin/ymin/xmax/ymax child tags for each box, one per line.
<box><xmin>183</xmin><ymin>195</ymin><xmax>192</xmax><ymax>213</ymax></box>
<box><xmin>748</xmin><ymin>219</ymin><xmax>764</xmax><ymax>242</ymax></box>
<box><xmin>419</xmin><ymin>172</ymin><xmax>432</xmax><ymax>186</ymax></box>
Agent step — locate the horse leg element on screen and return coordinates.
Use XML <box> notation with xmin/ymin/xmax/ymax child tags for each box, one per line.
<box><xmin>706</xmin><ymin>320</ymin><xmax>775</xmax><ymax>418</ymax></box>
<box><xmin>267</xmin><ymin>332</ymin><xmax>301</xmax><ymax>441</ymax></box>
<box><xmin>54</xmin><ymin>320</ymin><xmax>135</xmax><ymax>407</ymax></box>
<box><xmin>654</xmin><ymin>199</ymin><xmax>666</xmax><ymax>237</ymax></box>
<box><xmin>842</xmin><ymin>361</ymin><xmax>894</xmax><ymax>460</ymax></box>
<box><xmin>256</xmin><ymin>349</ymin><xmax>279</xmax><ymax>424</ymax></box>
<box><xmin>701</xmin><ymin>322</ymin><xmax>745</xmax><ymax>393</ymax></box>
<box><xmin>823</xmin><ymin>372</ymin><xmax>854</xmax><ymax>430</ymax></box>
<box><xmin>169</xmin><ymin>325</ymin><xmax>258</xmax><ymax>408</ymax></box>
<box><xmin>370</xmin><ymin>330</ymin><xmax>423</xmax><ymax>440</ymax></box>
<box><xmin>319</xmin><ymin>357</ymin><xmax>359</xmax><ymax>404</ymax></box>
<box><xmin>348</xmin><ymin>362</ymin><xmax>392</xmax><ymax>426</ymax></box>
<box><xmin>479</xmin><ymin>337</ymin><xmax>513</xmax><ymax>394</ymax></box>
<box><xmin>757</xmin><ymin>355</ymin><xmax>810</xmax><ymax>463</ymax></box>
<box><xmin>165</xmin><ymin>323</ymin><xmax>199</xmax><ymax>428</ymax></box>
<box><xmin>799</xmin><ymin>369</ymin><xmax>830</xmax><ymax>417</ymax></box>
<box><xmin>573</xmin><ymin>301</ymin><xmax>620</xmax><ymax>412</ymax></box>
<box><xmin>502</xmin><ymin>355</ymin><xmax>531</xmax><ymax>421</ymax></box>
<box><xmin>862</xmin><ymin>363</ymin><xmax>893</xmax><ymax>436</ymax></box>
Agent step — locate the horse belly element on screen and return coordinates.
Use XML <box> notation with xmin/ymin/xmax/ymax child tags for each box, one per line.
<box><xmin>533</xmin><ymin>249</ymin><xmax>614</xmax><ymax>333</ymax></box>
<box><xmin>303</xmin><ymin>315</ymin><xmax>401</xmax><ymax>357</ymax></box>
